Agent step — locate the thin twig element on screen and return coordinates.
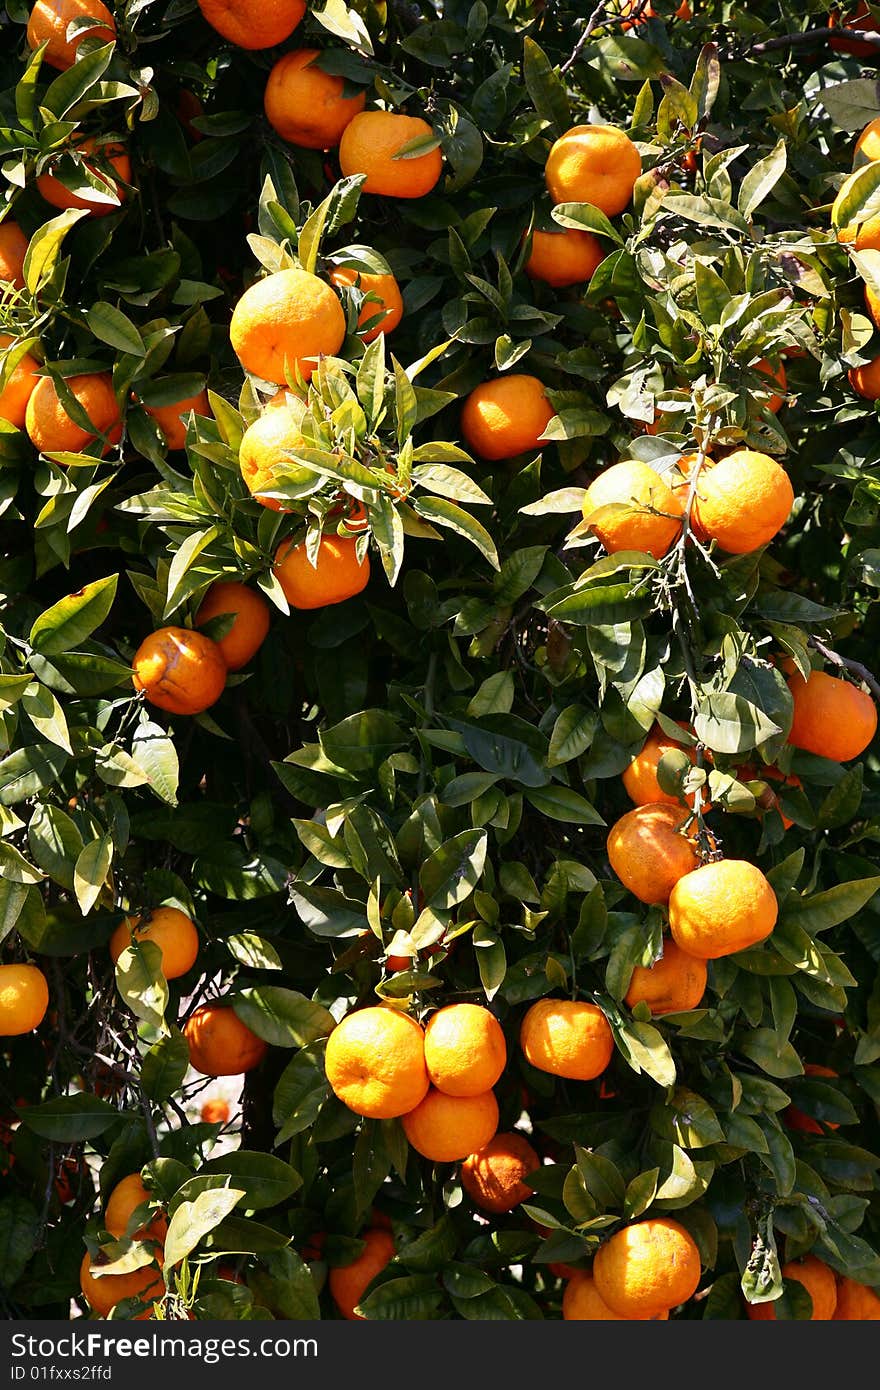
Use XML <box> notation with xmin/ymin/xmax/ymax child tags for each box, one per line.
<box><xmin>561</xmin><ymin>2</ymin><xmax>614</xmax><ymax>74</ymax></box>
<box><xmin>809</xmin><ymin>635</ymin><xmax>880</xmax><ymax>701</ymax></box>
<box><xmin>750</xmin><ymin>26</ymin><xmax>880</xmax><ymax>54</ymax></box>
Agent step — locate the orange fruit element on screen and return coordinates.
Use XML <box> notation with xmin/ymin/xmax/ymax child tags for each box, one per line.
<box><xmin>238</xmin><ymin>398</ymin><xmax>313</xmax><ymax>510</ymax></box>
<box><xmin>109</xmin><ymin>907</ymin><xmax>200</xmax><ymax>980</ymax></box>
<box><xmin>692</xmin><ymin>449</ymin><xmax>794</xmax><ymax>554</ymax></box>
<box><xmin>849</xmin><ymin>354</ymin><xmax>880</xmax><ymax>399</ymax></box>
<box><xmin>622</xmin><ymin>722</ymin><xmax>696</xmax><ymax>806</ymax></box>
<box><xmin>787</xmin><ymin>669</ymin><xmax>877</xmax><ymax>762</ymax></box>
<box><xmin>104</xmin><ymin>1174</ymin><xmax>167</xmax><ymax>1243</ymax></box>
<box><xmin>525</xmin><ymin>227</ymin><xmax>605</xmax><ymax>288</ymax></box>
<box><xmin>581</xmin><ymin>459</ymin><xmax>684</xmax><ymax>559</ymax></box>
<box><xmin>143</xmin><ymin>387</ymin><xmax>210</xmax><ymax>452</ymax></box>
<box><xmin>132</xmin><ymin>627</ymin><xmax>227</xmax><ymax>716</ymax></box>
<box><xmin>854</xmin><ymin>212</ymin><xmax>880</xmax><ymax>250</ymax></box>
<box><xmin>230</xmin><ymin>268</ymin><xmax>346</xmax><ymax>385</ymax></box>
<box><xmin>865</xmin><ymin>279</ymin><xmax>880</xmax><ymax>328</ymax></box>
<box><xmin>593</xmin><ymin>1218</ymin><xmax>701</xmax><ymax>1317</ymax></box>
<box><xmin>195</xmin><ymin>581</ymin><xmax>271</xmax><ymax>671</ymax></box>
<box><xmin>619</xmin><ymin>0</ymin><xmax>692</xmax><ymax>26</ymax></box>
<box><xmin>755</xmin><ymin>357</ymin><xmax>787</xmax><ymax>413</ymax></box>
<box><xmin>833</xmin><ymin>1277</ymin><xmax>880</xmax><ymax>1319</ymax></box>
<box><xmin>746</xmin><ymin>1255</ymin><xmax>838</xmax><ymax>1320</ymax></box>
<box><xmin>273</xmin><ymin>534</ymin><xmax>370</xmax><ymax>609</ymax></box>
<box><xmin>264</xmin><ymin>50</ymin><xmax>366</xmax><ymax>149</ymax></box>
<box><xmin>460</xmin><ymin>1132</ymin><xmax>539</xmax><ymax>1213</ymax></box>
<box><xmin>0</xmin><ymin>335</ymin><xmax>40</xmax><ymax>429</ymax></box>
<box><xmin>545</xmin><ymin>125</ymin><xmax>642</xmax><ymax>215</ymax></box>
<box><xmin>37</xmin><ymin>137</ymin><xmax>130</xmax><ymax>218</ymax></box>
<box><xmin>401</xmin><ymin>1086</ymin><xmax>499</xmax><ymax>1162</ymax></box>
<box><xmin>196</xmin><ymin>0</ymin><xmax>305</xmax><ymax>48</ymax></box>
<box><xmin>829</xmin><ymin>2</ymin><xmax>880</xmax><ymax>54</ymax></box>
<box><xmin>624</xmin><ymin>938</ymin><xmax>708</xmax><ymax>1016</ymax></box>
<box><xmin>460</xmin><ymin>374</ymin><xmax>554</xmax><ymax>460</ymax></box>
<box><xmin>562</xmin><ymin>1271</ymin><xmax>670</xmax><ymax>1320</ymax></box>
<box><xmin>423</xmin><ymin>1003</ymin><xmax>507</xmax><ymax>1097</ymax></box>
<box><xmin>325</xmin><ymin>1007</ymin><xmax>429</xmax><ymax>1119</ymax></box>
<box><xmin>328</xmin><ymin>267</ymin><xmax>404</xmax><ymax>342</ymax></box>
<box><xmin>79</xmin><ymin>1251</ymin><xmax>164</xmax><ymax>1317</ymax></box>
<box><xmin>785</xmin><ymin>1064</ymin><xmax>841</xmax><ymax>1136</ymax></box>
<box><xmin>668</xmin><ymin>859</ymin><xmax>778</xmax><ymax>959</ymax></box>
<box><xmin>339</xmin><ymin>111</ymin><xmax>443</xmax><ymax>199</ymax></box>
<box><xmin>0</xmin><ymin>964</ymin><xmax>49</xmax><ymax>1036</ymax></box>
<box><xmin>183</xmin><ymin>1002</ymin><xmax>268</xmax><ymax>1076</ymax></box>
<box><xmin>606</xmin><ymin>803</ymin><xmax>699</xmax><ymax>905</ymax></box>
<box><xmin>0</xmin><ymin>222</ymin><xmax>28</xmax><ymax>289</ymax></box>
<box><xmin>519</xmin><ymin>998</ymin><xmax>614</xmax><ymax>1081</ymax></box>
<box><xmin>27</xmin><ymin>0</ymin><xmax>116</xmax><ymax>70</ymax></box>
<box><xmin>26</xmin><ymin>371</ymin><xmax>122</xmax><ymax>455</ymax></box>
<box><xmin>328</xmin><ymin>1228</ymin><xmax>395</xmax><ymax>1320</ymax></box>
<box><xmin>856</xmin><ymin>116</ymin><xmax>880</xmax><ymax>164</ymax></box>
<box><xmin>200</xmin><ymin>1098</ymin><xmax>230</xmax><ymax>1125</ymax></box>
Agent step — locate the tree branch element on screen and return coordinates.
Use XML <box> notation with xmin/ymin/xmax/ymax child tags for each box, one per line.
<box><xmin>750</xmin><ymin>26</ymin><xmax>880</xmax><ymax>55</ymax></box>
<box><xmin>809</xmin><ymin>635</ymin><xmax>880</xmax><ymax>701</ymax></box>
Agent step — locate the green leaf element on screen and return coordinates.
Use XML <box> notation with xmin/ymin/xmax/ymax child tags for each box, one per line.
<box><xmin>357</xmin><ymin>1274</ymin><xmax>444</xmax><ymax>1321</ymax></box>
<box><xmin>226</xmin><ymin>932</ymin><xmax>282</xmax><ymax>971</ymax></box>
<box><xmin>164</xmin><ymin>1187</ymin><xmax>246</xmax><ymax>1268</ymax></box>
<box><xmin>738</xmin><ymin>139</ymin><xmax>787</xmax><ymax>218</ymax></box>
<box><xmin>412</xmin><ymin>496</ymin><xmax>500</xmax><ymax>570</ymax></box>
<box><xmin>86</xmin><ymin>301</ymin><xmax>145</xmax><ymax>356</ymax></box>
<box><xmin>320</xmin><ymin>709</ymin><xmax>404</xmax><ymax>772</ymax></box>
<box><xmin>551</xmin><ymin>202</ymin><xmax>623</xmax><ymax>245</ymax></box>
<box><xmin>548</xmin><ymin>705</ymin><xmax>599</xmax><ymax>766</ymax></box>
<box><xmin>131</xmin><ymin>721</ymin><xmax>179</xmax><ymax>806</ymax></box>
<box><xmin>780</xmin><ymin>877</ymin><xmax>880</xmax><ymax>934</ymax></box>
<box><xmin>115</xmin><ymin>940</ymin><xmax>169</xmax><ymax>1032</ymax></box>
<box><xmin>140</xmin><ymin>1027</ymin><xmax>190</xmax><ymax>1101</ymax></box>
<box><xmin>198</xmin><ymin>1152</ymin><xmax>301</xmax><ymax>1210</ymax></box>
<box><xmin>0</xmin><ymin>841</ymin><xmax>44</xmax><ymax>885</ymax></box>
<box><xmin>29</xmin><ymin>575</ymin><xmax>118</xmax><ymax>656</ymax></box>
<box><xmin>0</xmin><ymin>746</ymin><xmax>69</xmax><ymax>806</ymax></box>
<box><xmin>20</xmin><ymin>1094</ymin><xmax>121</xmax><ymax>1142</ymax></box>
<box><xmin>738</xmin><ymin>1028</ymin><xmax>804</xmax><ymax>1078</ymax></box>
<box><xmin>522</xmin><ymin>37</ymin><xmax>570</xmax><ymax>134</ymax></box>
<box><xmin>42</xmin><ymin>41</ymin><xmax>114</xmax><ymax>118</ymax></box>
<box><xmin>420</xmin><ymin>829</ymin><xmax>487</xmax><ymax>909</ymax></box>
<box><xmin>233</xmin><ymin>987</ymin><xmax>335</xmax><ymax>1047</ymax></box>
<box><xmin>73</xmin><ymin>834</ymin><xmax>113</xmax><ymax>915</ymax></box>
<box><xmin>694</xmin><ymin>692</ymin><xmax>781</xmax><ymax>754</ymax></box>
<box><xmin>273</xmin><ymin>1042</ymin><xmax>330</xmax><ymax>1144</ymax></box>
<box><xmin>524</xmin><ymin>785</ymin><xmax>604</xmax><ymax>825</ymax></box>
<box><xmin>249</xmin><ymin>1248</ymin><xmax>320</xmax><ymax>1320</ymax></box>
<box><xmin>0</xmin><ymin>1197</ymin><xmax>40</xmax><ymax>1290</ymax></box>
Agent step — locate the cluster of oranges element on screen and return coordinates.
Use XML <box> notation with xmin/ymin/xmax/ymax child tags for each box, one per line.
<box><xmin>79</xmin><ymin>1171</ymin><xmax>167</xmax><ymax>1317</ymax></box>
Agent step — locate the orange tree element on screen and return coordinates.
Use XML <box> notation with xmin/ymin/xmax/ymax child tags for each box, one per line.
<box><xmin>1</xmin><ymin>0</ymin><xmax>880</xmax><ymax>1323</ymax></box>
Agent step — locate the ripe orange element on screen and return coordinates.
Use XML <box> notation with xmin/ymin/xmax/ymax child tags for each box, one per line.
<box><xmin>143</xmin><ymin>387</ymin><xmax>211</xmax><ymax>452</ymax></box>
<box><xmin>0</xmin><ymin>964</ymin><xmax>49</xmax><ymax>1036</ymax></box>
<box><xmin>606</xmin><ymin>803</ymin><xmax>699</xmax><ymax>905</ymax></box>
<box><xmin>460</xmin><ymin>1132</ymin><xmax>539</xmax><ymax>1213</ymax></box>
<box><xmin>230</xmin><ymin>268</ymin><xmax>346</xmax><ymax>385</ymax></box>
<box><xmin>581</xmin><ymin>459</ymin><xmax>684</xmax><ymax>559</ymax></box>
<box><xmin>829</xmin><ymin>2</ymin><xmax>880</xmax><ymax>54</ymax></box>
<box><xmin>848</xmin><ymin>354</ymin><xmax>880</xmax><ymax>399</ymax></box>
<box><xmin>746</xmin><ymin>1255</ymin><xmax>838</xmax><ymax>1320</ymax></box>
<box><xmin>755</xmin><ymin>357</ymin><xmax>787</xmax><ymax>413</ymax></box>
<box><xmin>787</xmin><ymin>669</ymin><xmax>877</xmax><ymax>762</ymax></box>
<box><xmin>562</xmin><ymin>1271</ymin><xmax>669</xmax><ymax>1320</ymax></box>
<box><xmin>238</xmin><ymin>398</ymin><xmax>314</xmax><ymax>509</ymax></box>
<box><xmin>201</xmin><ymin>1098</ymin><xmax>230</xmax><ymax>1125</ymax></box>
<box><xmin>132</xmin><ymin>627</ymin><xmax>227</xmax><ymax>716</ymax></box>
<box><xmin>0</xmin><ymin>222</ymin><xmax>28</xmax><ymax>288</ymax></box>
<box><xmin>0</xmin><ymin>335</ymin><xmax>40</xmax><ymax>429</ymax></box>
<box><xmin>423</xmin><ymin>1003</ymin><xmax>507</xmax><ymax>1097</ymax></box>
<box><xmin>525</xmin><ymin>227</ymin><xmax>605</xmax><ymax>287</ymax></box>
<box><xmin>624</xmin><ymin>938</ymin><xmax>707</xmax><ymax>1016</ymax></box>
<box><xmin>854</xmin><ymin>212</ymin><xmax>880</xmax><ymax>250</ymax></box>
<box><xmin>622</xmin><ymin>722</ymin><xmax>696</xmax><ymax>806</ymax></box>
<box><xmin>196</xmin><ymin>0</ymin><xmax>305</xmax><ymax>48</ymax></box>
<box><xmin>183</xmin><ymin>1002</ymin><xmax>268</xmax><ymax>1076</ymax></box>
<box><xmin>692</xmin><ymin>449</ymin><xmax>794</xmax><ymax>554</ymax></box>
<box><xmin>27</xmin><ymin>0</ymin><xmax>116</xmax><ymax>70</ymax></box>
<box><xmin>195</xmin><ymin>581</ymin><xmax>271</xmax><ymax>670</ymax></box>
<box><xmin>105</xmin><ymin>1174</ymin><xmax>167</xmax><ymax>1243</ymax></box>
<box><xmin>328</xmin><ymin>267</ymin><xmax>404</xmax><ymax>342</ymax></box>
<box><xmin>339</xmin><ymin>111</ymin><xmax>443</xmax><ymax>199</ymax></box>
<box><xmin>833</xmin><ymin>1277</ymin><xmax>880</xmax><ymax>1319</ymax></box>
<box><xmin>619</xmin><ymin>0</ymin><xmax>692</xmax><ymax>26</ymax></box>
<box><xmin>328</xmin><ymin>1228</ymin><xmax>395</xmax><ymax>1320</ymax></box>
<box><xmin>273</xmin><ymin>534</ymin><xmax>370</xmax><ymax>609</ymax></box>
<box><xmin>264</xmin><ymin>50</ymin><xmax>366</xmax><ymax>149</ymax></box>
<box><xmin>325</xmin><ymin>1007</ymin><xmax>429</xmax><ymax>1119</ymax></box>
<box><xmin>785</xmin><ymin>1063</ymin><xmax>841</xmax><ymax>1136</ymax></box>
<box><xmin>401</xmin><ymin>1086</ymin><xmax>499</xmax><ymax>1162</ymax></box>
<box><xmin>856</xmin><ymin>116</ymin><xmax>880</xmax><ymax>164</ymax></box>
<box><xmin>545</xmin><ymin>125</ymin><xmax>642</xmax><ymax>215</ymax></box>
<box><xmin>519</xmin><ymin>998</ymin><xmax>614</xmax><ymax>1081</ymax></box>
<box><xmin>593</xmin><ymin>1219</ymin><xmax>700</xmax><ymax>1317</ymax></box>
<box><xmin>668</xmin><ymin>859</ymin><xmax>778</xmax><ymax>959</ymax></box>
<box><xmin>79</xmin><ymin>1251</ymin><xmax>164</xmax><ymax>1317</ymax></box>
<box><xmin>460</xmin><ymin>374</ymin><xmax>554</xmax><ymax>460</ymax></box>
<box><xmin>109</xmin><ymin>907</ymin><xmax>200</xmax><ymax>980</ymax></box>
<box><xmin>37</xmin><ymin>137</ymin><xmax>131</xmax><ymax>218</ymax></box>
<box><xmin>26</xmin><ymin>371</ymin><xmax>122</xmax><ymax>454</ymax></box>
